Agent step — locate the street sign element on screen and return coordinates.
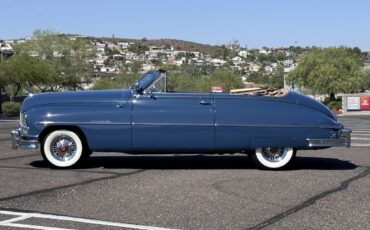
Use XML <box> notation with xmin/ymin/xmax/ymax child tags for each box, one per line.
<box><xmin>347</xmin><ymin>96</ymin><xmax>360</xmax><ymax>111</ymax></box>
<box><xmin>360</xmin><ymin>96</ymin><xmax>370</xmax><ymax>110</ymax></box>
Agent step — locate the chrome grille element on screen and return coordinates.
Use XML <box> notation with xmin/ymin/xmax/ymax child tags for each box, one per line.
<box><xmin>20</xmin><ymin>112</ymin><xmax>26</xmax><ymax>127</ymax></box>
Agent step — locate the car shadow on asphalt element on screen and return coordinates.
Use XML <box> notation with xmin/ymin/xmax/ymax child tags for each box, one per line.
<box><xmin>30</xmin><ymin>155</ymin><xmax>357</xmax><ymax>171</ymax></box>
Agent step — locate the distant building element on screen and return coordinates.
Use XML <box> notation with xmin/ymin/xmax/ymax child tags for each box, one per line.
<box><xmin>95</xmin><ymin>42</ymin><xmax>107</xmax><ymax>54</ymax></box>
<box><xmin>211</xmin><ymin>58</ymin><xmax>226</xmax><ymax>67</ymax></box>
<box><xmin>0</xmin><ymin>42</ymin><xmax>13</xmax><ymax>59</ymax></box>
<box><xmin>149</xmin><ymin>46</ymin><xmax>165</xmax><ymax>54</ymax></box>
<box><xmin>259</xmin><ymin>49</ymin><xmax>270</xmax><ymax>55</ymax></box>
<box><xmin>238</xmin><ymin>50</ymin><xmax>249</xmax><ymax>57</ymax></box>
<box><xmin>247</xmin><ymin>62</ymin><xmax>261</xmax><ymax>72</ymax></box>
<box><xmin>232</xmin><ymin>56</ymin><xmax>242</xmax><ymax>66</ymax></box>
<box><xmin>118</xmin><ymin>42</ymin><xmax>129</xmax><ymax>49</ymax></box>
<box><xmin>113</xmin><ymin>54</ymin><xmax>124</xmax><ymax>60</ymax></box>
<box><xmin>283</xmin><ymin>59</ymin><xmax>294</xmax><ymax>67</ymax></box>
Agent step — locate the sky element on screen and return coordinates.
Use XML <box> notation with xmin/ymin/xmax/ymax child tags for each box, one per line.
<box><xmin>1</xmin><ymin>0</ymin><xmax>370</xmax><ymax>50</ymax></box>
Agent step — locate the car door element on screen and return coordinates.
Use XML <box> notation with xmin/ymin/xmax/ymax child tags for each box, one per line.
<box><xmin>132</xmin><ymin>92</ymin><xmax>214</xmax><ymax>152</ymax></box>
<box><xmin>213</xmin><ymin>94</ymin><xmax>252</xmax><ymax>152</ymax></box>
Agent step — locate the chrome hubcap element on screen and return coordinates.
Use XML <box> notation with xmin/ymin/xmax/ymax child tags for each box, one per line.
<box><xmin>261</xmin><ymin>147</ymin><xmax>288</xmax><ymax>162</ymax></box>
<box><xmin>50</xmin><ymin>136</ymin><xmax>77</xmax><ymax>161</ymax></box>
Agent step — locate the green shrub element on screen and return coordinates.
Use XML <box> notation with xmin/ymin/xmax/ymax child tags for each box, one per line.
<box><xmin>2</xmin><ymin>102</ymin><xmax>21</xmax><ymax>117</ymax></box>
<box><xmin>326</xmin><ymin>100</ymin><xmax>342</xmax><ymax>110</ymax></box>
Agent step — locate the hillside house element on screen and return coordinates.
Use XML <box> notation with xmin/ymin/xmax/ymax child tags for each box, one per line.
<box><xmin>0</xmin><ymin>42</ymin><xmax>13</xmax><ymax>53</ymax></box>
<box><xmin>149</xmin><ymin>46</ymin><xmax>165</xmax><ymax>54</ymax></box>
<box><xmin>211</xmin><ymin>58</ymin><xmax>226</xmax><ymax>67</ymax></box>
<box><xmin>141</xmin><ymin>62</ymin><xmax>155</xmax><ymax>72</ymax></box>
<box><xmin>118</xmin><ymin>42</ymin><xmax>130</xmax><ymax>49</ymax></box>
<box><xmin>232</xmin><ymin>56</ymin><xmax>243</xmax><ymax>66</ymax></box>
<box><xmin>238</xmin><ymin>50</ymin><xmax>249</xmax><ymax>57</ymax></box>
<box><xmin>95</xmin><ymin>42</ymin><xmax>107</xmax><ymax>54</ymax></box>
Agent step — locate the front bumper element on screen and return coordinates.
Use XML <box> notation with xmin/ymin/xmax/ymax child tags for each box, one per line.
<box><xmin>11</xmin><ymin>128</ymin><xmax>39</xmax><ymax>149</ymax></box>
<box><xmin>307</xmin><ymin>128</ymin><xmax>351</xmax><ymax>148</ymax></box>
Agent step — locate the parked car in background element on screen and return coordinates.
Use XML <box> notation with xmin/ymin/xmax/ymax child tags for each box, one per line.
<box><xmin>11</xmin><ymin>70</ymin><xmax>351</xmax><ymax>169</ymax></box>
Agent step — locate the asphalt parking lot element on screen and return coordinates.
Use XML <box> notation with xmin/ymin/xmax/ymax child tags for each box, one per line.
<box><xmin>0</xmin><ymin>116</ymin><xmax>369</xmax><ymax>230</ymax></box>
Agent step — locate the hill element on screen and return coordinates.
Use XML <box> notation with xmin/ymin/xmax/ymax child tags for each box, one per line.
<box><xmin>92</xmin><ymin>36</ymin><xmax>224</xmax><ymax>57</ymax></box>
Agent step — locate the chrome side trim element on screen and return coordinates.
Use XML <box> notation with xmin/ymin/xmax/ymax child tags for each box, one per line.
<box><xmin>215</xmin><ymin>124</ymin><xmax>340</xmax><ymax>129</ymax></box>
<box><xmin>132</xmin><ymin>123</ymin><xmax>212</xmax><ymax>126</ymax></box>
<box><xmin>307</xmin><ymin>128</ymin><xmax>351</xmax><ymax>148</ymax></box>
<box><xmin>134</xmin><ymin>123</ymin><xmax>337</xmax><ymax>128</ymax></box>
<box><xmin>36</xmin><ymin>121</ymin><xmax>131</xmax><ymax>126</ymax></box>
<box><xmin>35</xmin><ymin>121</ymin><xmax>341</xmax><ymax>129</ymax></box>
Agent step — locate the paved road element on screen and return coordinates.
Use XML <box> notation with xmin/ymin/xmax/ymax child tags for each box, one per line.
<box><xmin>0</xmin><ymin>116</ymin><xmax>369</xmax><ymax>230</ymax></box>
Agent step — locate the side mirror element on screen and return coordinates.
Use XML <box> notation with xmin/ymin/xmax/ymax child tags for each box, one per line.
<box><xmin>149</xmin><ymin>93</ymin><xmax>156</xmax><ymax>100</ymax></box>
<box><xmin>137</xmin><ymin>87</ymin><xmax>144</xmax><ymax>94</ymax></box>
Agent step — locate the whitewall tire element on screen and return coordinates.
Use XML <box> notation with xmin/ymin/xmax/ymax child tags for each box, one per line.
<box><xmin>42</xmin><ymin>130</ymin><xmax>83</xmax><ymax>168</ymax></box>
<box><xmin>253</xmin><ymin>147</ymin><xmax>295</xmax><ymax>169</ymax></box>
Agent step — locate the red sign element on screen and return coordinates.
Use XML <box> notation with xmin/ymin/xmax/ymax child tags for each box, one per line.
<box><xmin>212</xmin><ymin>86</ymin><xmax>224</xmax><ymax>93</ymax></box>
<box><xmin>360</xmin><ymin>96</ymin><xmax>370</xmax><ymax>110</ymax></box>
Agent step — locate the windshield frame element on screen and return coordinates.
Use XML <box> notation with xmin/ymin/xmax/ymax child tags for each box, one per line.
<box><xmin>145</xmin><ymin>74</ymin><xmax>167</xmax><ymax>94</ymax></box>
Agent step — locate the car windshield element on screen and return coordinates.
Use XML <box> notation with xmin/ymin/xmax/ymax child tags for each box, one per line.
<box><xmin>147</xmin><ymin>75</ymin><xmax>166</xmax><ymax>93</ymax></box>
<box><xmin>134</xmin><ymin>71</ymin><xmax>160</xmax><ymax>91</ymax></box>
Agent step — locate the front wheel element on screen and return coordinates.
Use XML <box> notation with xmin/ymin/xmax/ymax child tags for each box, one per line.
<box><xmin>252</xmin><ymin>147</ymin><xmax>296</xmax><ymax>169</ymax></box>
<box><xmin>41</xmin><ymin>130</ymin><xmax>84</xmax><ymax>168</ymax></box>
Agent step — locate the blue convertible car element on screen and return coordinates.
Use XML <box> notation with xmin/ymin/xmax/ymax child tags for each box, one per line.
<box><xmin>11</xmin><ymin>70</ymin><xmax>351</xmax><ymax>169</ymax></box>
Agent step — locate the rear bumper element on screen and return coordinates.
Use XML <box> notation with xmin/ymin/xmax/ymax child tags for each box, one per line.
<box><xmin>11</xmin><ymin>128</ymin><xmax>39</xmax><ymax>149</ymax></box>
<box><xmin>307</xmin><ymin>128</ymin><xmax>351</xmax><ymax>148</ymax></box>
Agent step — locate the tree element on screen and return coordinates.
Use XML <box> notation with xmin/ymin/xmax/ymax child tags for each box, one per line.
<box><xmin>269</xmin><ymin>64</ymin><xmax>284</xmax><ymax>88</ymax></box>
<box><xmin>167</xmin><ymin>71</ymin><xmax>197</xmax><ymax>92</ymax></box>
<box><xmin>92</xmin><ymin>72</ymin><xmax>140</xmax><ymax>90</ymax></box>
<box><xmin>0</xmin><ymin>54</ymin><xmax>54</xmax><ymax>101</ymax></box>
<box><xmin>275</xmin><ymin>52</ymin><xmax>286</xmax><ymax>62</ymax></box>
<box><xmin>0</xmin><ymin>56</ymin><xmax>25</xmax><ymax>101</ymax></box>
<box><xmin>165</xmin><ymin>68</ymin><xmax>244</xmax><ymax>93</ymax></box>
<box><xmin>207</xmin><ymin>69</ymin><xmax>244</xmax><ymax>92</ymax></box>
<box><xmin>213</xmin><ymin>45</ymin><xmax>231</xmax><ymax>60</ymax></box>
<box><xmin>363</xmin><ymin>69</ymin><xmax>370</xmax><ymax>91</ymax></box>
<box><xmin>13</xmin><ymin>29</ymin><xmax>94</xmax><ymax>92</ymax></box>
<box><xmin>287</xmin><ymin>47</ymin><xmax>365</xmax><ymax>100</ymax></box>
<box><xmin>0</xmin><ymin>30</ymin><xmax>94</xmax><ymax>100</ymax></box>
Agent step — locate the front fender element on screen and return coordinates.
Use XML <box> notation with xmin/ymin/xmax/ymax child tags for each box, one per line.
<box><xmin>24</xmin><ymin>102</ymin><xmax>132</xmax><ymax>151</ymax></box>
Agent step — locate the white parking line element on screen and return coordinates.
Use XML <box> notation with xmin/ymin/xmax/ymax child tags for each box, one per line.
<box><xmin>351</xmin><ymin>133</ymin><xmax>370</xmax><ymax>136</ymax></box>
<box><xmin>0</xmin><ymin>214</ymin><xmax>31</xmax><ymax>224</ymax></box>
<box><xmin>0</xmin><ymin>213</ymin><xmax>72</xmax><ymax>230</ymax></box>
<box><xmin>352</xmin><ymin>130</ymin><xmax>370</xmax><ymax>133</ymax></box>
<box><xmin>351</xmin><ymin>143</ymin><xmax>370</xmax><ymax>147</ymax></box>
<box><xmin>351</xmin><ymin>137</ymin><xmax>370</xmax><ymax>140</ymax></box>
<box><xmin>0</xmin><ymin>210</ymin><xmax>180</xmax><ymax>230</ymax></box>
<box><xmin>1</xmin><ymin>222</ymin><xmax>73</xmax><ymax>230</ymax></box>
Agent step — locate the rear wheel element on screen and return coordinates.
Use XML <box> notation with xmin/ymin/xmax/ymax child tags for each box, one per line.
<box><xmin>252</xmin><ymin>147</ymin><xmax>295</xmax><ymax>169</ymax></box>
<box><xmin>41</xmin><ymin>130</ymin><xmax>84</xmax><ymax>168</ymax></box>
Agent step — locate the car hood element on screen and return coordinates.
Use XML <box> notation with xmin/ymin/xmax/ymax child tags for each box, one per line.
<box><xmin>21</xmin><ymin>89</ymin><xmax>132</xmax><ymax>111</ymax></box>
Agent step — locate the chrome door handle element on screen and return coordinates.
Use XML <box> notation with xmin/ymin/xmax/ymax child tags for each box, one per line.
<box><xmin>200</xmin><ymin>100</ymin><xmax>211</xmax><ymax>105</ymax></box>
